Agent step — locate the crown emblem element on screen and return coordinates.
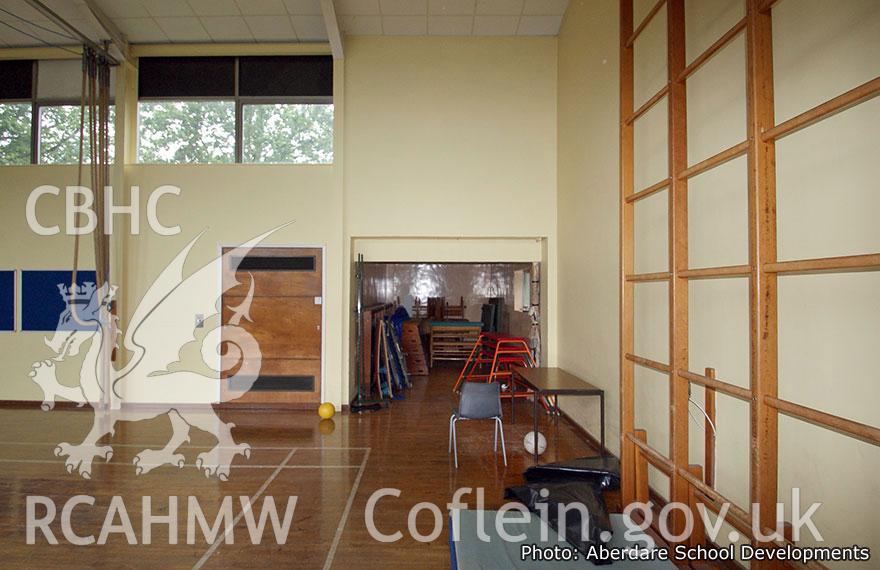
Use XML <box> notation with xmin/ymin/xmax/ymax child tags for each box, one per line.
<box><xmin>57</xmin><ymin>282</ymin><xmax>97</xmax><ymax>305</ymax></box>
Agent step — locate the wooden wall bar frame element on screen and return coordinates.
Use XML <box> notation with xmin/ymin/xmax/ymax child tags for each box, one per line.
<box><xmin>619</xmin><ymin>0</ymin><xmax>637</xmax><ymax>506</ymax></box>
<box><xmin>745</xmin><ymin>0</ymin><xmax>779</xmax><ymax>561</ymax></box>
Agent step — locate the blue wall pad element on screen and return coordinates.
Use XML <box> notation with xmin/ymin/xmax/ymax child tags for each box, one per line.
<box><xmin>0</xmin><ymin>271</ymin><xmax>14</xmax><ymax>331</ymax></box>
<box><xmin>21</xmin><ymin>270</ymin><xmax>98</xmax><ymax>332</ymax></box>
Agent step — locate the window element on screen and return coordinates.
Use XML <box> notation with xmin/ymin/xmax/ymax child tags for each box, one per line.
<box><xmin>0</xmin><ymin>59</ymin><xmax>117</xmax><ymax>166</ymax></box>
<box><xmin>137</xmin><ymin>55</ymin><xmax>334</xmax><ymax>165</ymax></box>
<box><xmin>138</xmin><ymin>101</ymin><xmax>235</xmax><ymax>164</ymax></box>
<box><xmin>0</xmin><ymin>103</ymin><xmax>32</xmax><ymax>166</ymax></box>
<box><xmin>242</xmin><ymin>103</ymin><xmax>333</xmax><ymax>164</ymax></box>
<box><xmin>39</xmin><ymin>105</ymin><xmax>116</xmax><ymax>165</ymax></box>
<box><xmin>0</xmin><ymin>59</ymin><xmax>33</xmax><ymax>166</ymax></box>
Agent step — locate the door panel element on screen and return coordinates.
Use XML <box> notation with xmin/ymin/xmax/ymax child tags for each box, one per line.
<box><xmin>221</xmin><ymin>246</ymin><xmax>322</xmax><ymax>406</ymax></box>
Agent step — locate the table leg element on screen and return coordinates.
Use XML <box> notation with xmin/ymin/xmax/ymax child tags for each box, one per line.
<box><xmin>511</xmin><ymin>373</ymin><xmax>516</xmax><ymax>423</ymax></box>
<box><xmin>533</xmin><ymin>390</ymin><xmax>539</xmax><ymax>464</ymax></box>
<box><xmin>554</xmin><ymin>394</ymin><xmax>560</xmax><ymax>461</ymax></box>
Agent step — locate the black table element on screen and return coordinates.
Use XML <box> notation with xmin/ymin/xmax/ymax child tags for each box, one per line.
<box><xmin>511</xmin><ymin>366</ymin><xmax>605</xmax><ymax>464</ymax></box>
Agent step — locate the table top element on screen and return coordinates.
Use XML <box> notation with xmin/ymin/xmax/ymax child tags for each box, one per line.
<box><xmin>512</xmin><ymin>366</ymin><xmax>604</xmax><ymax>395</ymax></box>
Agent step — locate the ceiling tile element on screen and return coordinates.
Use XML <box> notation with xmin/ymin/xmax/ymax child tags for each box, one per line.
<box><xmin>428</xmin><ymin>15</ymin><xmax>472</xmax><ymax>35</ymax></box>
<box><xmin>336</xmin><ymin>0</ymin><xmax>380</xmax><ymax>16</ymax></box>
<box><xmin>201</xmin><ymin>15</ymin><xmax>254</xmax><ymax>41</ymax></box>
<box><xmin>0</xmin><ymin>24</ymin><xmax>39</xmax><ymax>46</ymax></box>
<box><xmin>283</xmin><ymin>0</ymin><xmax>322</xmax><ymax>15</ymax></box>
<box><xmin>516</xmin><ymin>14</ymin><xmax>561</xmax><ymax>34</ymax></box>
<box><xmin>155</xmin><ymin>16</ymin><xmax>211</xmax><ymax>42</ymax></box>
<box><xmin>144</xmin><ymin>0</ymin><xmax>195</xmax><ymax>17</ymax></box>
<box><xmin>113</xmin><ymin>18</ymin><xmax>169</xmax><ymax>42</ymax></box>
<box><xmin>522</xmin><ymin>0</ymin><xmax>568</xmax><ymax>16</ymax></box>
<box><xmin>291</xmin><ymin>15</ymin><xmax>328</xmax><ymax>41</ymax></box>
<box><xmin>428</xmin><ymin>0</ymin><xmax>475</xmax><ymax>16</ymax></box>
<box><xmin>382</xmin><ymin>15</ymin><xmax>426</xmax><ymax>35</ymax></box>
<box><xmin>0</xmin><ymin>0</ymin><xmax>45</xmax><ymax>21</ymax></box>
<box><xmin>188</xmin><ymin>0</ymin><xmax>241</xmax><ymax>16</ymax></box>
<box><xmin>475</xmin><ymin>0</ymin><xmax>522</xmax><ymax>15</ymax></box>
<box><xmin>379</xmin><ymin>0</ymin><xmax>427</xmax><ymax>16</ymax></box>
<box><xmin>236</xmin><ymin>0</ymin><xmax>287</xmax><ymax>15</ymax></box>
<box><xmin>41</xmin><ymin>0</ymin><xmax>86</xmax><ymax>21</ymax></box>
<box><xmin>339</xmin><ymin>15</ymin><xmax>381</xmax><ymax>34</ymax></box>
<box><xmin>90</xmin><ymin>0</ymin><xmax>150</xmax><ymax>19</ymax></box>
<box><xmin>244</xmin><ymin>15</ymin><xmax>297</xmax><ymax>41</ymax></box>
<box><xmin>473</xmin><ymin>14</ymin><xmax>518</xmax><ymax>35</ymax></box>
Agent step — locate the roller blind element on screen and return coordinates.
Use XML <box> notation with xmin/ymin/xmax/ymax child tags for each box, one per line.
<box><xmin>37</xmin><ymin>59</ymin><xmax>116</xmax><ymax>100</ymax></box>
<box><xmin>0</xmin><ymin>60</ymin><xmax>33</xmax><ymax>100</ymax></box>
<box><xmin>138</xmin><ymin>57</ymin><xmax>235</xmax><ymax>98</ymax></box>
<box><xmin>238</xmin><ymin>56</ymin><xmax>333</xmax><ymax>97</ymax></box>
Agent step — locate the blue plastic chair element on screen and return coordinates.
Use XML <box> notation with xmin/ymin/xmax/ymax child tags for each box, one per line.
<box><xmin>449</xmin><ymin>382</ymin><xmax>507</xmax><ymax>468</ymax></box>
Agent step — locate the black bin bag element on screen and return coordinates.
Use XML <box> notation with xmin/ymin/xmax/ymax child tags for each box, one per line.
<box><xmin>524</xmin><ymin>456</ymin><xmax>621</xmax><ymax>490</ymax></box>
<box><xmin>504</xmin><ymin>480</ymin><xmax>612</xmax><ymax>564</ymax></box>
<box><xmin>505</xmin><ymin>456</ymin><xmax>621</xmax><ymax>564</ymax></box>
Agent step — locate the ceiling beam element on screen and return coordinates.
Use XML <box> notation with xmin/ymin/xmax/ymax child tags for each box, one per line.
<box><xmin>76</xmin><ymin>0</ymin><xmax>134</xmax><ymax>67</ymax></box>
<box><xmin>320</xmin><ymin>0</ymin><xmax>344</xmax><ymax>59</ymax></box>
<box><xmin>23</xmin><ymin>0</ymin><xmax>118</xmax><ymax>64</ymax></box>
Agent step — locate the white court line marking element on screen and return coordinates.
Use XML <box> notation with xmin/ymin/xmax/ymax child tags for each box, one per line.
<box><xmin>0</xmin><ymin>458</ymin><xmax>360</xmax><ymax>469</ymax></box>
<box><xmin>192</xmin><ymin>448</ymin><xmax>297</xmax><ymax>570</ymax></box>
<box><xmin>322</xmin><ymin>448</ymin><xmax>371</xmax><ymax>570</ymax></box>
<box><xmin>0</xmin><ymin>442</ymin><xmax>370</xmax><ymax>450</ymax></box>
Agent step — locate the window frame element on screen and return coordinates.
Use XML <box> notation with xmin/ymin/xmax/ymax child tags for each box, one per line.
<box><xmin>136</xmin><ymin>57</ymin><xmax>333</xmax><ymax>165</ymax></box>
<box><xmin>0</xmin><ymin>60</ymin><xmax>118</xmax><ymax>166</ymax></box>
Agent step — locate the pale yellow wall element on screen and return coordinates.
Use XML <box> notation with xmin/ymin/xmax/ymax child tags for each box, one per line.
<box><xmin>342</xmin><ymin>36</ymin><xmax>559</xmax><ymax>400</ymax></box>
<box><xmin>121</xmin><ymin>164</ymin><xmax>343</xmax><ymax>405</ymax></box>
<box><xmin>556</xmin><ymin>0</ymin><xmax>621</xmax><ymax>455</ymax></box>
<box><xmin>558</xmin><ymin>0</ymin><xmax>879</xmax><ymax>560</ymax></box>
<box><xmin>0</xmin><ymin>166</ymin><xmax>98</xmax><ymax>401</ymax></box>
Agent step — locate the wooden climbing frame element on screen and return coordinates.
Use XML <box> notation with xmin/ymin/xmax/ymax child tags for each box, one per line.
<box><xmin>618</xmin><ymin>0</ymin><xmax>880</xmax><ymax>564</ymax></box>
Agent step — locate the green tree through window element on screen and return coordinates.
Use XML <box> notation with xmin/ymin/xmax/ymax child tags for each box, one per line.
<box><xmin>39</xmin><ymin>105</ymin><xmax>116</xmax><ymax>164</ymax></box>
<box><xmin>242</xmin><ymin>104</ymin><xmax>333</xmax><ymax>164</ymax></box>
<box><xmin>0</xmin><ymin>103</ymin><xmax>32</xmax><ymax>165</ymax></box>
<box><xmin>138</xmin><ymin>101</ymin><xmax>235</xmax><ymax>164</ymax></box>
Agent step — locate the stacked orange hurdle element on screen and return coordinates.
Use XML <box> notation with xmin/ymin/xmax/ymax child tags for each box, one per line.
<box><xmin>453</xmin><ymin>333</ymin><xmax>539</xmax><ymax>402</ymax></box>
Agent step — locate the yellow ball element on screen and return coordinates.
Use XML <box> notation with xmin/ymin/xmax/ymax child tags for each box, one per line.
<box><xmin>318</xmin><ymin>402</ymin><xmax>336</xmax><ymax>420</ymax></box>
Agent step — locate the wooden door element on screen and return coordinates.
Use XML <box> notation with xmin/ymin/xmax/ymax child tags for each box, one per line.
<box><xmin>221</xmin><ymin>247</ymin><xmax>323</xmax><ymax>406</ymax></box>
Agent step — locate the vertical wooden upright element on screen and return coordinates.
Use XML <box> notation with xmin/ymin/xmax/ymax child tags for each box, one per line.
<box><xmin>666</xmin><ymin>0</ymin><xmax>690</xmax><ymax>536</ymax></box>
<box><xmin>745</xmin><ymin>0</ymin><xmax>779</xmax><ymax>560</ymax></box>
<box><xmin>618</xmin><ymin>0</ymin><xmax>636</xmax><ymax>506</ymax></box>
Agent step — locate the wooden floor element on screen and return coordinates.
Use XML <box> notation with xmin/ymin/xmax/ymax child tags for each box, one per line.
<box><xmin>0</xmin><ymin>365</ymin><xmax>602</xmax><ymax>568</ymax></box>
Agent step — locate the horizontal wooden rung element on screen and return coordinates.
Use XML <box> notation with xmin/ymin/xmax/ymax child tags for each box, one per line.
<box><xmin>625</xmin><ymin>177</ymin><xmax>671</xmax><ymax>203</ymax></box>
<box><xmin>764</xmin><ymin>253</ymin><xmax>880</xmax><ymax>274</ymax></box>
<box><xmin>626</xmin><ymin>431</ymin><xmax>673</xmax><ymax>475</ymax></box>
<box><xmin>680</xmin><ymin>264</ymin><xmax>751</xmax><ymax>279</ymax></box>
<box><xmin>762</xmin><ymin>76</ymin><xmax>880</xmax><ymax>141</ymax></box>
<box><xmin>626</xmin><ymin>84</ymin><xmax>669</xmax><ymax>124</ymax></box>
<box><xmin>678</xmin><ymin>369</ymin><xmax>751</xmax><ymax>401</ymax></box>
<box><xmin>766</xmin><ymin>396</ymin><xmax>880</xmax><ymax>447</ymax></box>
<box><xmin>678</xmin><ymin>140</ymin><xmax>749</xmax><ymax>180</ymax></box>
<box><xmin>625</xmin><ymin>271</ymin><xmax>671</xmax><ymax>282</ymax></box>
<box><xmin>678</xmin><ymin>17</ymin><xmax>746</xmax><ymax>82</ymax></box>
<box><xmin>625</xmin><ymin>0</ymin><xmax>666</xmax><ymax>48</ymax></box>
<box><xmin>625</xmin><ymin>353</ymin><xmax>671</xmax><ymax>373</ymax></box>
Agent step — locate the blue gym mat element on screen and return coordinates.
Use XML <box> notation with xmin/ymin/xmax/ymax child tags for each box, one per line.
<box><xmin>449</xmin><ymin>510</ymin><xmax>676</xmax><ymax>569</ymax></box>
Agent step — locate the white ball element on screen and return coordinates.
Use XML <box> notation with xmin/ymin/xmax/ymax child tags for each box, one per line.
<box><xmin>523</xmin><ymin>431</ymin><xmax>547</xmax><ymax>455</ymax></box>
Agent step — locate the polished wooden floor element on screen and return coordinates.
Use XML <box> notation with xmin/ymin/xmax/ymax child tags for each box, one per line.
<box><xmin>0</xmin><ymin>365</ymin><xmax>602</xmax><ymax>568</ymax></box>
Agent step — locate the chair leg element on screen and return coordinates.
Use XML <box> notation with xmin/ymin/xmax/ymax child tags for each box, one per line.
<box><xmin>452</xmin><ymin>418</ymin><xmax>459</xmax><ymax>468</ymax></box>
<box><xmin>448</xmin><ymin>414</ymin><xmax>454</xmax><ymax>454</ymax></box>
<box><xmin>497</xmin><ymin>417</ymin><xmax>507</xmax><ymax>466</ymax></box>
